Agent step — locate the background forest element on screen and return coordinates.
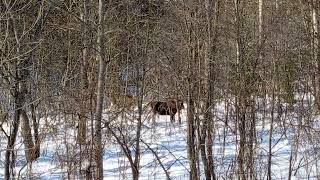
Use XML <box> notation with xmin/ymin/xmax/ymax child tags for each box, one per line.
<box><xmin>0</xmin><ymin>0</ymin><xmax>320</xmax><ymax>179</ymax></box>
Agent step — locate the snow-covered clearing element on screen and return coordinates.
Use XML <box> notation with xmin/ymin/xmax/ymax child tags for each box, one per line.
<box><xmin>0</xmin><ymin>98</ymin><xmax>320</xmax><ymax>179</ymax></box>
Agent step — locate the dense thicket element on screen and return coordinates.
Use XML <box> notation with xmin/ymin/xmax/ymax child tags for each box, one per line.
<box><xmin>0</xmin><ymin>0</ymin><xmax>319</xmax><ymax>179</ymax></box>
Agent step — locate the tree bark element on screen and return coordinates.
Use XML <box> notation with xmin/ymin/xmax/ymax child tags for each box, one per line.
<box><xmin>78</xmin><ymin>0</ymin><xmax>90</xmax><ymax>144</ymax></box>
<box><xmin>4</xmin><ymin>86</ymin><xmax>21</xmax><ymax>180</ymax></box>
<box><xmin>26</xmin><ymin>0</ymin><xmax>49</xmax><ymax>161</ymax></box>
<box><xmin>310</xmin><ymin>0</ymin><xmax>320</xmax><ymax>111</ymax></box>
<box><xmin>187</xmin><ymin>97</ymin><xmax>197</xmax><ymax>180</ymax></box>
<box><xmin>204</xmin><ymin>0</ymin><xmax>220</xmax><ymax>179</ymax></box>
<box><xmin>94</xmin><ymin>0</ymin><xmax>107</xmax><ymax>179</ymax></box>
<box><xmin>234</xmin><ymin>0</ymin><xmax>247</xmax><ymax>179</ymax></box>
<box><xmin>30</xmin><ymin>104</ymin><xmax>40</xmax><ymax>159</ymax></box>
<box><xmin>132</xmin><ymin>63</ymin><xmax>145</xmax><ymax>180</ymax></box>
<box><xmin>267</xmin><ymin>82</ymin><xmax>275</xmax><ymax>180</ymax></box>
<box><xmin>20</xmin><ymin>110</ymin><xmax>36</xmax><ymax>163</ymax></box>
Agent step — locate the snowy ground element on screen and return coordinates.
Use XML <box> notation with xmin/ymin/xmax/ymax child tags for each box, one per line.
<box><xmin>0</xmin><ymin>98</ymin><xmax>320</xmax><ymax>179</ymax></box>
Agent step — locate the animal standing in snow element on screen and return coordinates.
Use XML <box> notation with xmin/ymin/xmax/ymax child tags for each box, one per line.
<box><xmin>109</xmin><ymin>93</ymin><xmax>137</xmax><ymax>110</ymax></box>
<box><xmin>150</xmin><ymin>99</ymin><xmax>184</xmax><ymax>123</ymax></box>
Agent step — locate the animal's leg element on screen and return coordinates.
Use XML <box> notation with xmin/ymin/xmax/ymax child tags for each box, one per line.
<box><xmin>178</xmin><ymin>111</ymin><xmax>181</xmax><ymax>124</ymax></box>
<box><xmin>170</xmin><ymin>114</ymin><xmax>175</xmax><ymax>123</ymax></box>
<box><xmin>152</xmin><ymin>113</ymin><xmax>156</xmax><ymax>125</ymax></box>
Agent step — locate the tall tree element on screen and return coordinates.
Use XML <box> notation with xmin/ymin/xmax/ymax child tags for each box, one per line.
<box><xmin>202</xmin><ymin>0</ymin><xmax>220</xmax><ymax>179</ymax></box>
<box><xmin>94</xmin><ymin>0</ymin><xmax>107</xmax><ymax>179</ymax></box>
<box><xmin>310</xmin><ymin>0</ymin><xmax>320</xmax><ymax>110</ymax></box>
<box><xmin>233</xmin><ymin>0</ymin><xmax>247</xmax><ymax>179</ymax></box>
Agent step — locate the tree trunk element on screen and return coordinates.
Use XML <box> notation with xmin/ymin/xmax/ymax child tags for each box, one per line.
<box><xmin>258</xmin><ymin>0</ymin><xmax>263</xmax><ymax>51</ymax></box>
<box><xmin>31</xmin><ymin>104</ymin><xmax>40</xmax><ymax>159</ymax></box>
<box><xmin>94</xmin><ymin>0</ymin><xmax>107</xmax><ymax>179</ymax></box>
<box><xmin>238</xmin><ymin>104</ymin><xmax>246</xmax><ymax>180</ymax></box>
<box><xmin>310</xmin><ymin>0</ymin><xmax>320</xmax><ymax>111</ymax></box>
<box><xmin>4</xmin><ymin>87</ymin><xmax>21</xmax><ymax>180</ymax></box>
<box><xmin>248</xmin><ymin>100</ymin><xmax>256</xmax><ymax>179</ymax></box>
<box><xmin>21</xmin><ymin>110</ymin><xmax>36</xmax><ymax>163</ymax></box>
<box><xmin>267</xmin><ymin>82</ymin><xmax>275</xmax><ymax>180</ymax></box>
<box><xmin>5</xmin><ymin>11</ymin><xmax>26</xmax><ymax>178</ymax></box>
<box><xmin>234</xmin><ymin>0</ymin><xmax>247</xmax><ymax>179</ymax></box>
<box><xmin>26</xmin><ymin>0</ymin><xmax>49</xmax><ymax>161</ymax></box>
<box><xmin>187</xmin><ymin>97</ymin><xmax>197</xmax><ymax>180</ymax></box>
<box><xmin>204</xmin><ymin>0</ymin><xmax>220</xmax><ymax>179</ymax></box>
<box><xmin>132</xmin><ymin>64</ymin><xmax>144</xmax><ymax>180</ymax></box>
<box><xmin>78</xmin><ymin>0</ymin><xmax>90</xmax><ymax>144</ymax></box>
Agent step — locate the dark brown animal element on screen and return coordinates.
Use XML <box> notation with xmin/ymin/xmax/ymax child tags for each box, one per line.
<box><xmin>150</xmin><ymin>99</ymin><xmax>184</xmax><ymax>123</ymax></box>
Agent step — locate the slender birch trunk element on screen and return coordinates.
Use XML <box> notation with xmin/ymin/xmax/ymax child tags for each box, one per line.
<box><xmin>30</xmin><ymin>104</ymin><xmax>40</xmax><ymax>159</ymax></box>
<box><xmin>311</xmin><ymin>0</ymin><xmax>320</xmax><ymax>111</ymax></box>
<box><xmin>234</xmin><ymin>0</ymin><xmax>247</xmax><ymax>179</ymax></box>
<box><xmin>267</xmin><ymin>82</ymin><xmax>275</xmax><ymax>180</ymax></box>
<box><xmin>94</xmin><ymin>0</ymin><xmax>106</xmax><ymax>179</ymax></box>
<box><xmin>78</xmin><ymin>0</ymin><xmax>90</xmax><ymax>144</ymax></box>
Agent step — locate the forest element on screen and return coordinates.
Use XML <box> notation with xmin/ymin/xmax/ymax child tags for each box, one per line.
<box><xmin>0</xmin><ymin>0</ymin><xmax>320</xmax><ymax>179</ymax></box>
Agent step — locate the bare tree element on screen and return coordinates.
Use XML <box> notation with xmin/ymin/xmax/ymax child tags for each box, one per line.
<box><xmin>94</xmin><ymin>0</ymin><xmax>107</xmax><ymax>178</ymax></box>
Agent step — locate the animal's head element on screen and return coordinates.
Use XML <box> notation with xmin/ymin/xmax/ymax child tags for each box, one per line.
<box><xmin>150</xmin><ymin>101</ymin><xmax>157</xmax><ymax>109</ymax></box>
<box><xmin>178</xmin><ymin>100</ymin><xmax>184</xmax><ymax>110</ymax></box>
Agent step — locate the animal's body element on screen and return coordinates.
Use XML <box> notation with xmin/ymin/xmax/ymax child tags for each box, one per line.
<box><xmin>110</xmin><ymin>94</ymin><xmax>137</xmax><ymax>110</ymax></box>
<box><xmin>150</xmin><ymin>99</ymin><xmax>184</xmax><ymax>123</ymax></box>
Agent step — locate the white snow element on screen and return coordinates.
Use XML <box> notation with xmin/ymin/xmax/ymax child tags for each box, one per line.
<box><xmin>0</xmin><ymin>100</ymin><xmax>319</xmax><ymax>179</ymax></box>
